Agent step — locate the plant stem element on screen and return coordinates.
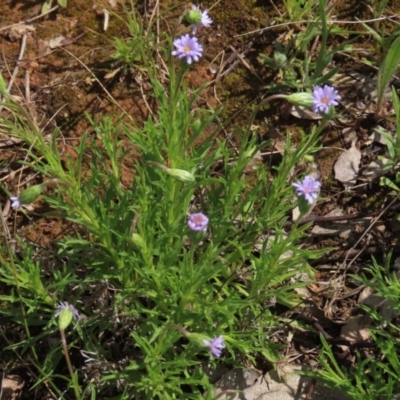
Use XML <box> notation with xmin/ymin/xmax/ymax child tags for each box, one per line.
<box><xmin>60</xmin><ymin>329</ymin><xmax>81</xmax><ymax>400</ymax></box>
<box><xmin>259</xmin><ymin>94</ymin><xmax>288</xmax><ymax>107</ymax></box>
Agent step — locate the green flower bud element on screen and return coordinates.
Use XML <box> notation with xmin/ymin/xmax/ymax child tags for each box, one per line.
<box><xmin>297</xmin><ymin>194</ymin><xmax>312</xmax><ymax>216</ymax></box>
<box><xmin>149</xmin><ymin>161</ymin><xmax>195</xmax><ymax>182</ymax></box>
<box><xmin>285</xmin><ymin>92</ymin><xmax>314</xmax><ymax>108</ymax></box>
<box><xmin>19</xmin><ymin>184</ymin><xmax>43</xmax><ymax>204</ymax></box>
<box><xmin>56</xmin><ymin>302</ymin><xmax>80</xmax><ymax>329</ymax></box>
<box><xmin>186</xmin><ymin>332</ymin><xmax>210</xmax><ymax>347</ymax></box>
<box><xmin>273</xmin><ymin>51</ymin><xmax>287</xmax><ymax>68</ymax></box>
<box><xmin>304</xmin><ymin>155</ymin><xmax>314</xmax><ymax>163</ymax></box>
<box><xmin>58</xmin><ymin>308</ymin><xmax>73</xmax><ymax>330</ymax></box>
<box><xmin>165</xmin><ymin>168</ymin><xmax>195</xmax><ymax>182</ymax></box>
<box><xmin>131</xmin><ymin>233</ymin><xmax>145</xmax><ymax>249</ymax></box>
<box><xmin>192</xmin><ymin>118</ymin><xmax>202</xmax><ymax>135</ymax></box>
<box><xmin>186</xmin><ymin>9</ymin><xmax>202</xmax><ymax>25</ymax></box>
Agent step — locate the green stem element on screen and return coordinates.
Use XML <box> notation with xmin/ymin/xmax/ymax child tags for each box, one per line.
<box><xmin>169</xmin><ymin>63</ymin><xmax>188</xmax><ymax>162</ymax></box>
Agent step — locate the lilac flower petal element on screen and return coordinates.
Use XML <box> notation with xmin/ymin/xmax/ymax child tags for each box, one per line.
<box><xmin>188</xmin><ymin>212</ymin><xmax>209</xmax><ymax>231</ymax></box>
<box><xmin>172</xmin><ymin>34</ymin><xmax>203</xmax><ymax>64</ymax></box>
<box><xmin>203</xmin><ymin>335</ymin><xmax>225</xmax><ymax>357</ymax></box>
<box><xmin>55</xmin><ymin>301</ymin><xmax>80</xmax><ymax>321</ymax></box>
<box><xmin>311</xmin><ymin>85</ymin><xmax>340</xmax><ymax>114</ymax></box>
<box><xmin>190</xmin><ymin>5</ymin><xmax>212</xmax><ymax>33</ymax></box>
<box><xmin>292</xmin><ymin>176</ymin><xmax>321</xmax><ymax>205</ymax></box>
<box><xmin>10</xmin><ymin>196</ymin><xmax>21</xmax><ymax>209</ymax></box>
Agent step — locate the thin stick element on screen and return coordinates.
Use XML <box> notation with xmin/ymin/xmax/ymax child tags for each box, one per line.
<box><xmin>25</xmin><ymin>69</ymin><xmax>30</xmax><ymax>103</ymax></box>
<box><xmin>7</xmin><ymin>34</ymin><xmax>28</xmax><ymax>94</ymax></box>
<box><xmin>0</xmin><ymin>33</ymin><xmax>28</xmax><ymax>113</ymax></box>
<box><xmin>235</xmin><ymin>15</ymin><xmax>398</xmax><ymax>38</ymax></box>
<box><xmin>342</xmin><ymin>194</ymin><xmax>400</xmax><ymax>268</ymax></box>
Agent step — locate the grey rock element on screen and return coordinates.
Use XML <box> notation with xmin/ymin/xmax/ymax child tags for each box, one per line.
<box><xmin>212</xmin><ymin>365</ymin><xmax>351</xmax><ymax>400</ymax></box>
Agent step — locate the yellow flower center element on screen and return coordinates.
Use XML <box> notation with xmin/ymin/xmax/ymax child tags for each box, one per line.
<box><xmin>184</xmin><ymin>46</ymin><xmax>191</xmax><ymax>53</ymax></box>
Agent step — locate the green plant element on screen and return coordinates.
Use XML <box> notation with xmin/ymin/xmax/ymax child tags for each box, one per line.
<box><xmin>111</xmin><ymin>37</ymin><xmax>142</xmax><ymax>71</ymax></box>
<box><xmin>259</xmin><ymin>0</ymin><xmax>353</xmax><ymax>91</ymax></box>
<box><xmin>359</xmin><ymin>23</ymin><xmax>400</xmax><ymax>60</ymax></box>
<box><xmin>0</xmin><ymin>1</ymin><xmax>330</xmax><ymax>395</ymax></box>
<box><xmin>378</xmin><ymin>88</ymin><xmax>400</xmax><ymax>191</ymax></box>
<box><xmin>376</xmin><ymin>35</ymin><xmax>400</xmax><ymax>115</ymax></box>
<box><xmin>0</xmin><ymin>89</ymin><xmax>325</xmax><ymax>398</ymax></box>
<box><xmin>283</xmin><ymin>0</ymin><xmax>318</xmax><ymax>21</ymax></box>
<box><xmin>370</xmin><ymin>0</ymin><xmax>390</xmax><ymax>20</ymax></box>
<box><xmin>306</xmin><ymin>255</ymin><xmax>400</xmax><ymax>399</ymax></box>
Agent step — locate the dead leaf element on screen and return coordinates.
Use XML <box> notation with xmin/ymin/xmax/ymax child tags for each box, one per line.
<box><xmin>8</xmin><ymin>24</ymin><xmax>35</xmax><ymax>41</ymax></box>
<box><xmin>49</xmin><ymin>36</ymin><xmax>66</xmax><ymax>49</ymax></box>
<box><xmin>290</xmin><ymin>105</ymin><xmax>323</xmax><ymax>120</ymax></box>
<box><xmin>340</xmin><ymin>315</ymin><xmax>371</xmax><ymax>343</ymax></box>
<box><xmin>104</xmin><ymin>66</ymin><xmax>123</xmax><ymax>80</ymax></box>
<box><xmin>362</xmin><ymin>158</ymin><xmax>389</xmax><ymax>180</ymax></box>
<box><xmin>1</xmin><ymin>374</ymin><xmax>24</xmax><ymax>400</ymax></box>
<box><xmin>334</xmin><ymin>140</ymin><xmax>361</xmax><ymax>189</ymax></box>
<box><xmin>335</xmin><ymin>72</ymin><xmax>392</xmax><ymax>103</ymax></box>
<box><xmin>342</xmin><ymin>127</ymin><xmax>357</xmax><ymax>143</ymax></box>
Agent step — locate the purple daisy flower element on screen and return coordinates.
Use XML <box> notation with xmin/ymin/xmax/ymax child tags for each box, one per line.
<box><xmin>189</xmin><ymin>5</ymin><xmax>212</xmax><ymax>33</ymax></box>
<box><xmin>203</xmin><ymin>335</ymin><xmax>225</xmax><ymax>357</ymax></box>
<box><xmin>172</xmin><ymin>34</ymin><xmax>203</xmax><ymax>65</ymax></box>
<box><xmin>10</xmin><ymin>196</ymin><xmax>21</xmax><ymax>209</ymax></box>
<box><xmin>312</xmin><ymin>85</ymin><xmax>340</xmax><ymax>114</ymax></box>
<box><xmin>292</xmin><ymin>176</ymin><xmax>321</xmax><ymax>205</ymax></box>
<box><xmin>55</xmin><ymin>301</ymin><xmax>80</xmax><ymax>321</ymax></box>
<box><xmin>188</xmin><ymin>212</ymin><xmax>209</xmax><ymax>231</ymax></box>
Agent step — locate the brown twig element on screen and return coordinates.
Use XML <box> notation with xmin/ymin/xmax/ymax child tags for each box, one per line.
<box><xmin>310</xmin><ymin>245</ymin><xmax>400</xmax><ymax>265</ymax></box>
<box><xmin>286</xmin><ymin>201</ymin><xmax>400</xmax><ymax>227</ymax></box>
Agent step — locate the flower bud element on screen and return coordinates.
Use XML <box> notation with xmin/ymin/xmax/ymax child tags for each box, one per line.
<box><xmin>297</xmin><ymin>195</ymin><xmax>312</xmax><ymax>215</ymax></box>
<box><xmin>165</xmin><ymin>168</ymin><xmax>195</xmax><ymax>182</ymax></box>
<box><xmin>19</xmin><ymin>184</ymin><xmax>44</xmax><ymax>205</ymax></box>
<box><xmin>186</xmin><ymin>9</ymin><xmax>202</xmax><ymax>24</ymax></box>
<box><xmin>186</xmin><ymin>332</ymin><xmax>210</xmax><ymax>347</ymax></box>
<box><xmin>273</xmin><ymin>51</ymin><xmax>287</xmax><ymax>68</ymax></box>
<box><xmin>58</xmin><ymin>308</ymin><xmax>73</xmax><ymax>330</ymax></box>
<box><xmin>191</xmin><ymin>118</ymin><xmax>202</xmax><ymax>135</ymax></box>
<box><xmin>285</xmin><ymin>92</ymin><xmax>314</xmax><ymax>108</ymax></box>
<box><xmin>304</xmin><ymin>155</ymin><xmax>314</xmax><ymax>163</ymax></box>
<box><xmin>149</xmin><ymin>161</ymin><xmax>195</xmax><ymax>182</ymax></box>
<box><xmin>131</xmin><ymin>233</ymin><xmax>145</xmax><ymax>249</ymax></box>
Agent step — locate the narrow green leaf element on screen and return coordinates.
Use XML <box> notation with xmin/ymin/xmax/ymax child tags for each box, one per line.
<box><xmin>391</xmin><ymin>87</ymin><xmax>400</xmax><ymax>143</ymax></box>
<box><xmin>313</xmin><ymin>0</ymin><xmax>329</xmax><ymax>78</ymax></box>
<box><xmin>380</xmin><ymin>176</ymin><xmax>400</xmax><ymax>191</ymax></box>
<box><xmin>0</xmin><ymin>72</ymin><xmax>6</xmax><ymax>95</ymax></box>
<box><xmin>377</xmin><ymin>35</ymin><xmax>400</xmax><ymax>112</ymax></box>
<box><xmin>58</xmin><ymin>0</ymin><xmax>67</xmax><ymax>7</ymax></box>
<box><xmin>315</xmin><ymin>65</ymin><xmax>339</xmax><ymax>85</ymax></box>
<box><xmin>359</xmin><ymin>21</ymin><xmax>382</xmax><ymax>45</ymax></box>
